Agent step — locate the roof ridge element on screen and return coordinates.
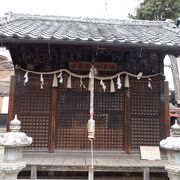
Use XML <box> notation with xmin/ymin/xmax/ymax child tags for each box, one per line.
<box><xmin>2</xmin><ymin>12</ymin><xmax>175</xmax><ymax>27</ymax></box>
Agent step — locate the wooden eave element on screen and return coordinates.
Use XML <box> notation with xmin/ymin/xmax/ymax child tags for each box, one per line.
<box><xmin>1</xmin><ymin>38</ymin><xmax>180</xmax><ymax>56</ymax></box>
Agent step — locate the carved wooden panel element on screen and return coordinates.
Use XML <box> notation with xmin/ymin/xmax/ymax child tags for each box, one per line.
<box><xmin>17</xmin><ymin>76</ymin><xmax>51</xmax><ymax>149</ymax></box>
<box><xmin>130</xmin><ymin>81</ymin><xmax>161</xmax><ymax>151</ymax></box>
<box><xmin>56</xmin><ymin>74</ymin><xmax>124</xmax><ymax>150</ymax></box>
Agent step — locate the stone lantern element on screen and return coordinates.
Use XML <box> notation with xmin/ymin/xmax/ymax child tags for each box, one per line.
<box><xmin>0</xmin><ymin>114</ymin><xmax>32</xmax><ymax>180</ymax></box>
<box><xmin>160</xmin><ymin>119</ymin><xmax>180</xmax><ymax>180</ymax></box>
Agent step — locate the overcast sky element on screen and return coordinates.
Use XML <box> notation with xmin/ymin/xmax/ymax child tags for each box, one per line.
<box><xmin>0</xmin><ymin>0</ymin><xmax>140</xmax><ymax>19</ymax></box>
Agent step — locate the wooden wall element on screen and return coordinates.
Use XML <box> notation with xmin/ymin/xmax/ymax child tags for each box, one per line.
<box><xmin>7</xmin><ymin>44</ymin><xmax>169</xmax><ymax>152</ymax></box>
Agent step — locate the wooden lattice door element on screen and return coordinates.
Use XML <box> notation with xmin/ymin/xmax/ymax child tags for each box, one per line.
<box><xmin>130</xmin><ymin>81</ymin><xmax>161</xmax><ymax>151</ymax></box>
<box><xmin>18</xmin><ymin>76</ymin><xmax>51</xmax><ymax>150</ymax></box>
<box><xmin>56</xmin><ymin>76</ymin><xmax>124</xmax><ymax>150</ymax></box>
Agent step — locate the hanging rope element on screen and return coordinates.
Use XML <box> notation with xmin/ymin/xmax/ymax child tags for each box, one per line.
<box><xmin>88</xmin><ymin>66</ymin><xmax>96</xmax><ymax>180</ymax></box>
<box><xmin>18</xmin><ymin>66</ymin><xmax>161</xmax><ymax>80</ymax></box>
<box><xmin>18</xmin><ymin>66</ymin><xmax>162</xmax><ymax>91</ymax></box>
<box><xmin>89</xmin><ymin>66</ymin><xmax>95</xmax><ymax>120</ymax></box>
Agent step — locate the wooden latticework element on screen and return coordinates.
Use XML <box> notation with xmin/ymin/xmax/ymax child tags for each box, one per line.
<box><xmin>7</xmin><ymin>44</ymin><xmax>169</xmax><ymax>153</ymax></box>
<box><xmin>15</xmin><ymin>74</ymin><xmax>164</xmax><ymax>152</ymax></box>
<box><xmin>18</xmin><ymin>76</ymin><xmax>51</xmax><ymax>149</ymax></box>
<box><xmin>56</xmin><ymin>75</ymin><xmax>124</xmax><ymax>150</ymax></box>
<box><xmin>130</xmin><ymin>81</ymin><xmax>161</xmax><ymax>151</ymax></box>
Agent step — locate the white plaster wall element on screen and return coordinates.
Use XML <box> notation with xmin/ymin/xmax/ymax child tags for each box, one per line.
<box><xmin>1</xmin><ymin>97</ymin><xmax>9</xmax><ymax>114</ymax></box>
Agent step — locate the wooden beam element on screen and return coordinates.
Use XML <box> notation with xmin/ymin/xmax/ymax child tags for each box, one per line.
<box><xmin>3</xmin><ymin>40</ymin><xmax>180</xmax><ymax>55</ymax></box>
<box><xmin>159</xmin><ymin>54</ymin><xmax>166</xmax><ymax>140</ymax></box>
<box><xmin>49</xmin><ymin>87</ymin><xmax>58</xmax><ymax>153</ymax></box>
<box><xmin>124</xmin><ymin>88</ymin><xmax>131</xmax><ymax>153</ymax></box>
<box><xmin>159</xmin><ymin>76</ymin><xmax>166</xmax><ymax>141</ymax></box>
<box><xmin>164</xmin><ymin>81</ymin><xmax>170</xmax><ymax>137</ymax></box>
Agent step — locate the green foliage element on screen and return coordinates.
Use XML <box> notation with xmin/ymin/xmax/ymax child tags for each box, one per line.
<box><xmin>129</xmin><ymin>0</ymin><xmax>180</xmax><ymax>20</ymax></box>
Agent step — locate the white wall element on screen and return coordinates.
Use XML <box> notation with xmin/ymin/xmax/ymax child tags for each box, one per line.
<box><xmin>164</xmin><ymin>55</ymin><xmax>174</xmax><ymax>90</ymax></box>
<box><xmin>0</xmin><ymin>97</ymin><xmax>9</xmax><ymax>114</ymax></box>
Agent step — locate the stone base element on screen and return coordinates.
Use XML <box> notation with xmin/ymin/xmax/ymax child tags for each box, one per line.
<box><xmin>0</xmin><ymin>161</ymin><xmax>26</xmax><ymax>180</ymax></box>
<box><xmin>0</xmin><ymin>172</ymin><xmax>5</xmax><ymax>179</ymax></box>
<box><xmin>165</xmin><ymin>164</ymin><xmax>180</xmax><ymax>180</ymax></box>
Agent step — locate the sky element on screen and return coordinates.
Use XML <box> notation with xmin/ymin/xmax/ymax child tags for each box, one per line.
<box><xmin>0</xmin><ymin>0</ymin><xmax>175</xmax><ymax>90</ymax></box>
<box><xmin>0</xmin><ymin>0</ymin><xmax>140</xmax><ymax>19</ymax></box>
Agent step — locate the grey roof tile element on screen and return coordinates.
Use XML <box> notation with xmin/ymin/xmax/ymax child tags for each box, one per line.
<box><xmin>0</xmin><ymin>13</ymin><xmax>180</xmax><ymax>48</ymax></box>
<box><xmin>0</xmin><ymin>84</ymin><xmax>9</xmax><ymax>96</ymax></box>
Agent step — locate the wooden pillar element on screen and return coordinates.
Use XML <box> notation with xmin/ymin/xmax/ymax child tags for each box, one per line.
<box><xmin>163</xmin><ymin>81</ymin><xmax>170</xmax><ymax>137</ymax></box>
<box><xmin>124</xmin><ymin>88</ymin><xmax>131</xmax><ymax>153</ymax></box>
<box><xmin>7</xmin><ymin>75</ymin><xmax>16</xmax><ymax>131</ymax></box>
<box><xmin>159</xmin><ymin>53</ymin><xmax>168</xmax><ymax>140</ymax></box>
<box><xmin>30</xmin><ymin>165</ymin><xmax>37</xmax><ymax>180</ymax></box>
<box><xmin>88</xmin><ymin>166</ymin><xmax>94</xmax><ymax>180</ymax></box>
<box><xmin>49</xmin><ymin>87</ymin><xmax>58</xmax><ymax>153</ymax></box>
<box><xmin>143</xmin><ymin>168</ymin><xmax>150</xmax><ymax>180</ymax></box>
<box><xmin>159</xmin><ymin>76</ymin><xmax>165</xmax><ymax>141</ymax></box>
<box><xmin>159</xmin><ymin>75</ymin><xmax>169</xmax><ymax>141</ymax></box>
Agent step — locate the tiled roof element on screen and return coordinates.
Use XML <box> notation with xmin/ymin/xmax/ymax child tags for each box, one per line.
<box><xmin>0</xmin><ymin>83</ymin><xmax>10</xmax><ymax>96</ymax></box>
<box><xmin>0</xmin><ymin>13</ymin><xmax>180</xmax><ymax>49</ymax></box>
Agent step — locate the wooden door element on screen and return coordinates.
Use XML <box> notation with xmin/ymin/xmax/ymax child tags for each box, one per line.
<box><xmin>130</xmin><ymin>80</ymin><xmax>161</xmax><ymax>151</ymax></box>
<box><xmin>17</xmin><ymin>76</ymin><xmax>51</xmax><ymax>150</ymax></box>
<box><xmin>56</xmin><ymin>75</ymin><xmax>124</xmax><ymax>150</ymax></box>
